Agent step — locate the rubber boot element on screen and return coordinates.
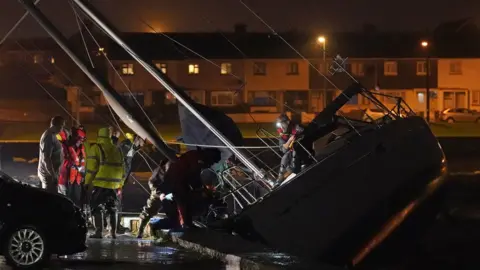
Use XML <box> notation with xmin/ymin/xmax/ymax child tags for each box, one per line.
<box><xmin>89</xmin><ymin>212</ymin><xmax>103</xmax><ymax>239</ymax></box>
<box><xmin>109</xmin><ymin>212</ymin><xmax>117</xmax><ymax>239</ymax></box>
<box><xmin>137</xmin><ymin>217</ymin><xmax>150</xmax><ymax>239</ymax></box>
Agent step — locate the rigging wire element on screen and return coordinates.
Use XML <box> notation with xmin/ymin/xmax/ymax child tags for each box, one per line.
<box><xmin>197</xmin><ymin>15</ymin><xmax>317</xmax><ymax>120</ymax></box>
<box><xmin>16</xmin><ymin>40</ymin><xmax>117</xmax><ymax>127</ymax></box>
<box><xmin>70</xmin><ymin>2</ymin><xmax>165</xmax><ymax>142</ymax></box>
<box><xmin>17</xmin><ymin>63</ymin><xmax>78</xmax><ymax>122</ymax></box>
<box><xmin>234</xmin><ymin>0</ymin><xmax>386</xmax><ymax>124</ymax></box>
<box><xmin>72</xmin><ymin>2</ymin><xmax>95</xmax><ymax>69</ymax></box>
<box><xmin>139</xmin><ymin>21</ymin><xmax>278</xmax><ymax>169</ymax></box>
<box><xmin>67</xmin><ymin>1</ymin><xmax>130</xmax><ymax>138</ymax></box>
<box><xmin>0</xmin><ymin>0</ymin><xmax>41</xmax><ymax>46</ymax></box>
<box><xmin>166</xmin><ymin>141</ymin><xmax>275</xmax><ymax>149</ymax></box>
<box><xmin>236</xmin><ymin>0</ymin><xmax>378</xmax><ymax>134</ymax></box>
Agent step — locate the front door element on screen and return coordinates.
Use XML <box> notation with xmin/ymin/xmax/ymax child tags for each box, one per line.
<box><xmin>455</xmin><ymin>92</ymin><xmax>466</xmax><ymax>108</ymax></box>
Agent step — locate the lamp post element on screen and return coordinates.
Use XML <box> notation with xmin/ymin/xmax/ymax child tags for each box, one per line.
<box><xmin>421</xmin><ymin>40</ymin><xmax>430</xmax><ymax>123</ymax></box>
<box><xmin>317</xmin><ymin>36</ymin><xmax>327</xmax><ymax>109</ymax></box>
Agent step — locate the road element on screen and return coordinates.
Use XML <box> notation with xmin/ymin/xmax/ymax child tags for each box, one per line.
<box><xmin>0</xmin><ymin>236</ymin><xmax>225</xmax><ymax>269</ymax></box>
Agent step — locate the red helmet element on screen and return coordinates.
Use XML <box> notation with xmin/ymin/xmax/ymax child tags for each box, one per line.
<box><xmin>72</xmin><ymin>127</ymin><xmax>87</xmax><ymax>142</ymax></box>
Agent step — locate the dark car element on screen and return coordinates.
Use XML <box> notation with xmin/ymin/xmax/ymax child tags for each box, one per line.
<box><xmin>0</xmin><ymin>171</ymin><xmax>87</xmax><ymax>268</ymax></box>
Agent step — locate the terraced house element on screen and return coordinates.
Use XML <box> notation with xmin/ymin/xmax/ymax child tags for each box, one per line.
<box><xmin>98</xmin><ymin>27</ymin><xmax>480</xmax><ymax>123</ymax></box>
<box><xmin>105</xmin><ymin>27</ymin><xmax>310</xmax><ymax>123</ymax></box>
<box><xmin>308</xmin><ymin>33</ymin><xmax>439</xmax><ymax>119</ymax></box>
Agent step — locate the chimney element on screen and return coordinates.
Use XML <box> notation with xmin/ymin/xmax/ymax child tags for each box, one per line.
<box><xmin>234</xmin><ymin>23</ymin><xmax>247</xmax><ymax>34</ymax></box>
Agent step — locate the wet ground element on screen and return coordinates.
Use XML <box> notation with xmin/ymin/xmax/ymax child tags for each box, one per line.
<box><xmin>0</xmin><ymin>236</ymin><xmax>225</xmax><ymax>269</ymax></box>
<box><xmin>2</xmin><ymin>139</ymin><xmax>480</xmax><ymax>269</ymax></box>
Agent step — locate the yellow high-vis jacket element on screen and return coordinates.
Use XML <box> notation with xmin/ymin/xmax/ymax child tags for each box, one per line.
<box><xmin>85</xmin><ymin>127</ymin><xmax>125</xmax><ymax>190</ymax></box>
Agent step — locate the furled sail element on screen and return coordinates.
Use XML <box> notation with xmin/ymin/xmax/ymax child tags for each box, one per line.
<box><xmin>178</xmin><ymin>102</ymin><xmax>244</xmax><ymax>166</ymax></box>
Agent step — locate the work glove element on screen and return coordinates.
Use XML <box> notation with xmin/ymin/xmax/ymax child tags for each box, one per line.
<box><xmin>164</xmin><ymin>193</ymin><xmax>174</xmax><ymax>201</ymax></box>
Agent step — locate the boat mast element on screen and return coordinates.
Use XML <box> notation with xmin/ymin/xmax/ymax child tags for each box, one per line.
<box><xmin>17</xmin><ymin>0</ymin><xmax>178</xmax><ymax>162</ymax></box>
<box><xmin>71</xmin><ymin>0</ymin><xmax>266</xmax><ymax>178</ymax></box>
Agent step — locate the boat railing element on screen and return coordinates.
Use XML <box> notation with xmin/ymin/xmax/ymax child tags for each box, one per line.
<box><xmin>368</xmin><ymin>92</ymin><xmax>416</xmax><ymax>118</ymax></box>
<box><xmin>217</xmin><ymin>164</ymin><xmax>275</xmax><ymax>213</ymax></box>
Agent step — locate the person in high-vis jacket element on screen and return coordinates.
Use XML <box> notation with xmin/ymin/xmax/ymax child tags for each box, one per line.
<box><xmin>84</xmin><ymin>127</ymin><xmax>125</xmax><ymax>239</ymax></box>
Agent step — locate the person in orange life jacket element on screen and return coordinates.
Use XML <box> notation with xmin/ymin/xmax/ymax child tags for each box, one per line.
<box><xmin>276</xmin><ymin>114</ymin><xmax>303</xmax><ymax>182</ymax></box>
<box><xmin>162</xmin><ymin>148</ymin><xmax>222</xmax><ymax>230</ymax></box>
<box><xmin>65</xmin><ymin>127</ymin><xmax>87</xmax><ymax>207</ymax></box>
<box><xmin>57</xmin><ymin>128</ymin><xmax>71</xmax><ymax>195</ymax></box>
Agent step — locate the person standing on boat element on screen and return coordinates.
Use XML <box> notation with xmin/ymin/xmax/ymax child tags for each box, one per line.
<box><xmin>84</xmin><ymin>127</ymin><xmax>126</xmax><ymax>239</ymax></box>
<box><xmin>275</xmin><ymin>114</ymin><xmax>302</xmax><ymax>182</ymax></box>
<box><xmin>38</xmin><ymin>116</ymin><xmax>66</xmax><ymax>193</ymax></box>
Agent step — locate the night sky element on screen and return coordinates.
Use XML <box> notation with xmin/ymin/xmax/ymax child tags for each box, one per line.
<box><xmin>0</xmin><ymin>0</ymin><xmax>478</xmax><ymax>38</ymax></box>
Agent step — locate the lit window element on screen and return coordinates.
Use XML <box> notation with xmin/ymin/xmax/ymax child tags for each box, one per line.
<box><xmin>384</xmin><ymin>61</ymin><xmax>397</xmax><ymax>76</ymax></box>
<box><xmin>155</xmin><ymin>63</ymin><xmax>167</xmax><ymax>74</ymax></box>
<box><xmin>472</xmin><ymin>91</ymin><xmax>480</xmax><ymax>105</ymax></box>
<box><xmin>417</xmin><ymin>92</ymin><xmax>425</xmax><ymax>103</ymax></box>
<box><xmin>253</xmin><ymin>62</ymin><xmax>266</xmax><ymax>75</ymax></box>
<box><xmin>33</xmin><ymin>54</ymin><xmax>43</xmax><ymax>64</ymax></box>
<box><xmin>188</xmin><ymin>64</ymin><xmax>199</xmax><ymax>74</ymax></box>
<box><xmin>351</xmin><ymin>62</ymin><xmax>364</xmax><ymax>76</ymax></box>
<box><xmin>211</xmin><ymin>91</ymin><xmax>234</xmax><ymax>106</ymax></box>
<box><xmin>287</xmin><ymin>62</ymin><xmax>299</xmax><ymax>75</ymax></box>
<box><xmin>416</xmin><ymin>61</ymin><xmax>427</xmax><ymax>75</ymax></box>
<box><xmin>220</xmin><ymin>63</ymin><xmax>232</xmax><ymax>75</ymax></box>
<box><xmin>449</xmin><ymin>61</ymin><xmax>462</xmax><ymax>75</ymax></box>
<box><xmin>121</xmin><ymin>63</ymin><xmax>134</xmax><ymax>75</ymax></box>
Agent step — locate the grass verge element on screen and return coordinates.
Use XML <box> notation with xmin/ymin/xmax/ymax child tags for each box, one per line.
<box><xmin>1</xmin><ymin>122</ymin><xmax>480</xmax><ymax>142</ymax></box>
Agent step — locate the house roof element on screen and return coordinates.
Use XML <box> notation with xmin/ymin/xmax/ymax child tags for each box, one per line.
<box><xmin>0</xmin><ymin>38</ymin><xmax>58</xmax><ymax>51</ymax></box>
<box><xmin>105</xmin><ymin>32</ymin><xmax>310</xmax><ymax>60</ymax></box>
<box><xmin>104</xmin><ymin>31</ymin><xmax>444</xmax><ymax>61</ymax></box>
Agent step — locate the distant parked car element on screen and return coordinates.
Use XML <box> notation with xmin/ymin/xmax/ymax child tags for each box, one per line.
<box><xmin>362</xmin><ymin>108</ymin><xmax>386</xmax><ymax>122</ymax></box>
<box><xmin>0</xmin><ymin>171</ymin><xmax>87</xmax><ymax>268</ymax></box>
<box><xmin>440</xmin><ymin>108</ymin><xmax>480</xmax><ymax>123</ymax></box>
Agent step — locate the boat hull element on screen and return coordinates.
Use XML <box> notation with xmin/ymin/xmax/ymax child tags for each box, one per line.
<box><xmin>231</xmin><ymin>117</ymin><xmax>448</xmax><ymax>266</ymax></box>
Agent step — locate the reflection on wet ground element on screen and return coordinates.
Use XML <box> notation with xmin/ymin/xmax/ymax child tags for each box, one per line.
<box><xmin>0</xmin><ymin>237</ymin><xmax>225</xmax><ymax>269</ymax></box>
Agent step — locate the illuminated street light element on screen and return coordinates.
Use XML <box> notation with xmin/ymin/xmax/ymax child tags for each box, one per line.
<box><xmin>421</xmin><ymin>40</ymin><xmax>430</xmax><ymax>123</ymax></box>
<box><xmin>317</xmin><ymin>36</ymin><xmax>327</xmax><ymax>108</ymax></box>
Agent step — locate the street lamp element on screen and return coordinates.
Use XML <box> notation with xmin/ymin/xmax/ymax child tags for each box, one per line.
<box><xmin>421</xmin><ymin>40</ymin><xmax>430</xmax><ymax>123</ymax></box>
<box><xmin>317</xmin><ymin>36</ymin><xmax>327</xmax><ymax>108</ymax></box>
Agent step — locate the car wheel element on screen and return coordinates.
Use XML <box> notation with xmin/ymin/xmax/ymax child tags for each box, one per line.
<box><xmin>447</xmin><ymin>118</ymin><xmax>455</xmax><ymax>123</ymax></box>
<box><xmin>3</xmin><ymin>226</ymin><xmax>50</xmax><ymax>269</ymax></box>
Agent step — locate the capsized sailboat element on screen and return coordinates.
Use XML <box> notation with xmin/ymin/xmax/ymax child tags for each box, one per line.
<box><xmin>17</xmin><ymin>0</ymin><xmax>448</xmax><ymax>267</ymax></box>
<box><xmin>230</xmin><ymin>83</ymin><xmax>448</xmax><ymax>267</ymax></box>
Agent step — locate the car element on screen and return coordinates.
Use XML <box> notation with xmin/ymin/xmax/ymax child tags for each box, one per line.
<box><xmin>440</xmin><ymin>108</ymin><xmax>480</xmax><ymax>123</ymax></box>
<box><xmin>0</xmin><ymin>171</ymin><xmax>87</xmax><ymax>268</ymax></box>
